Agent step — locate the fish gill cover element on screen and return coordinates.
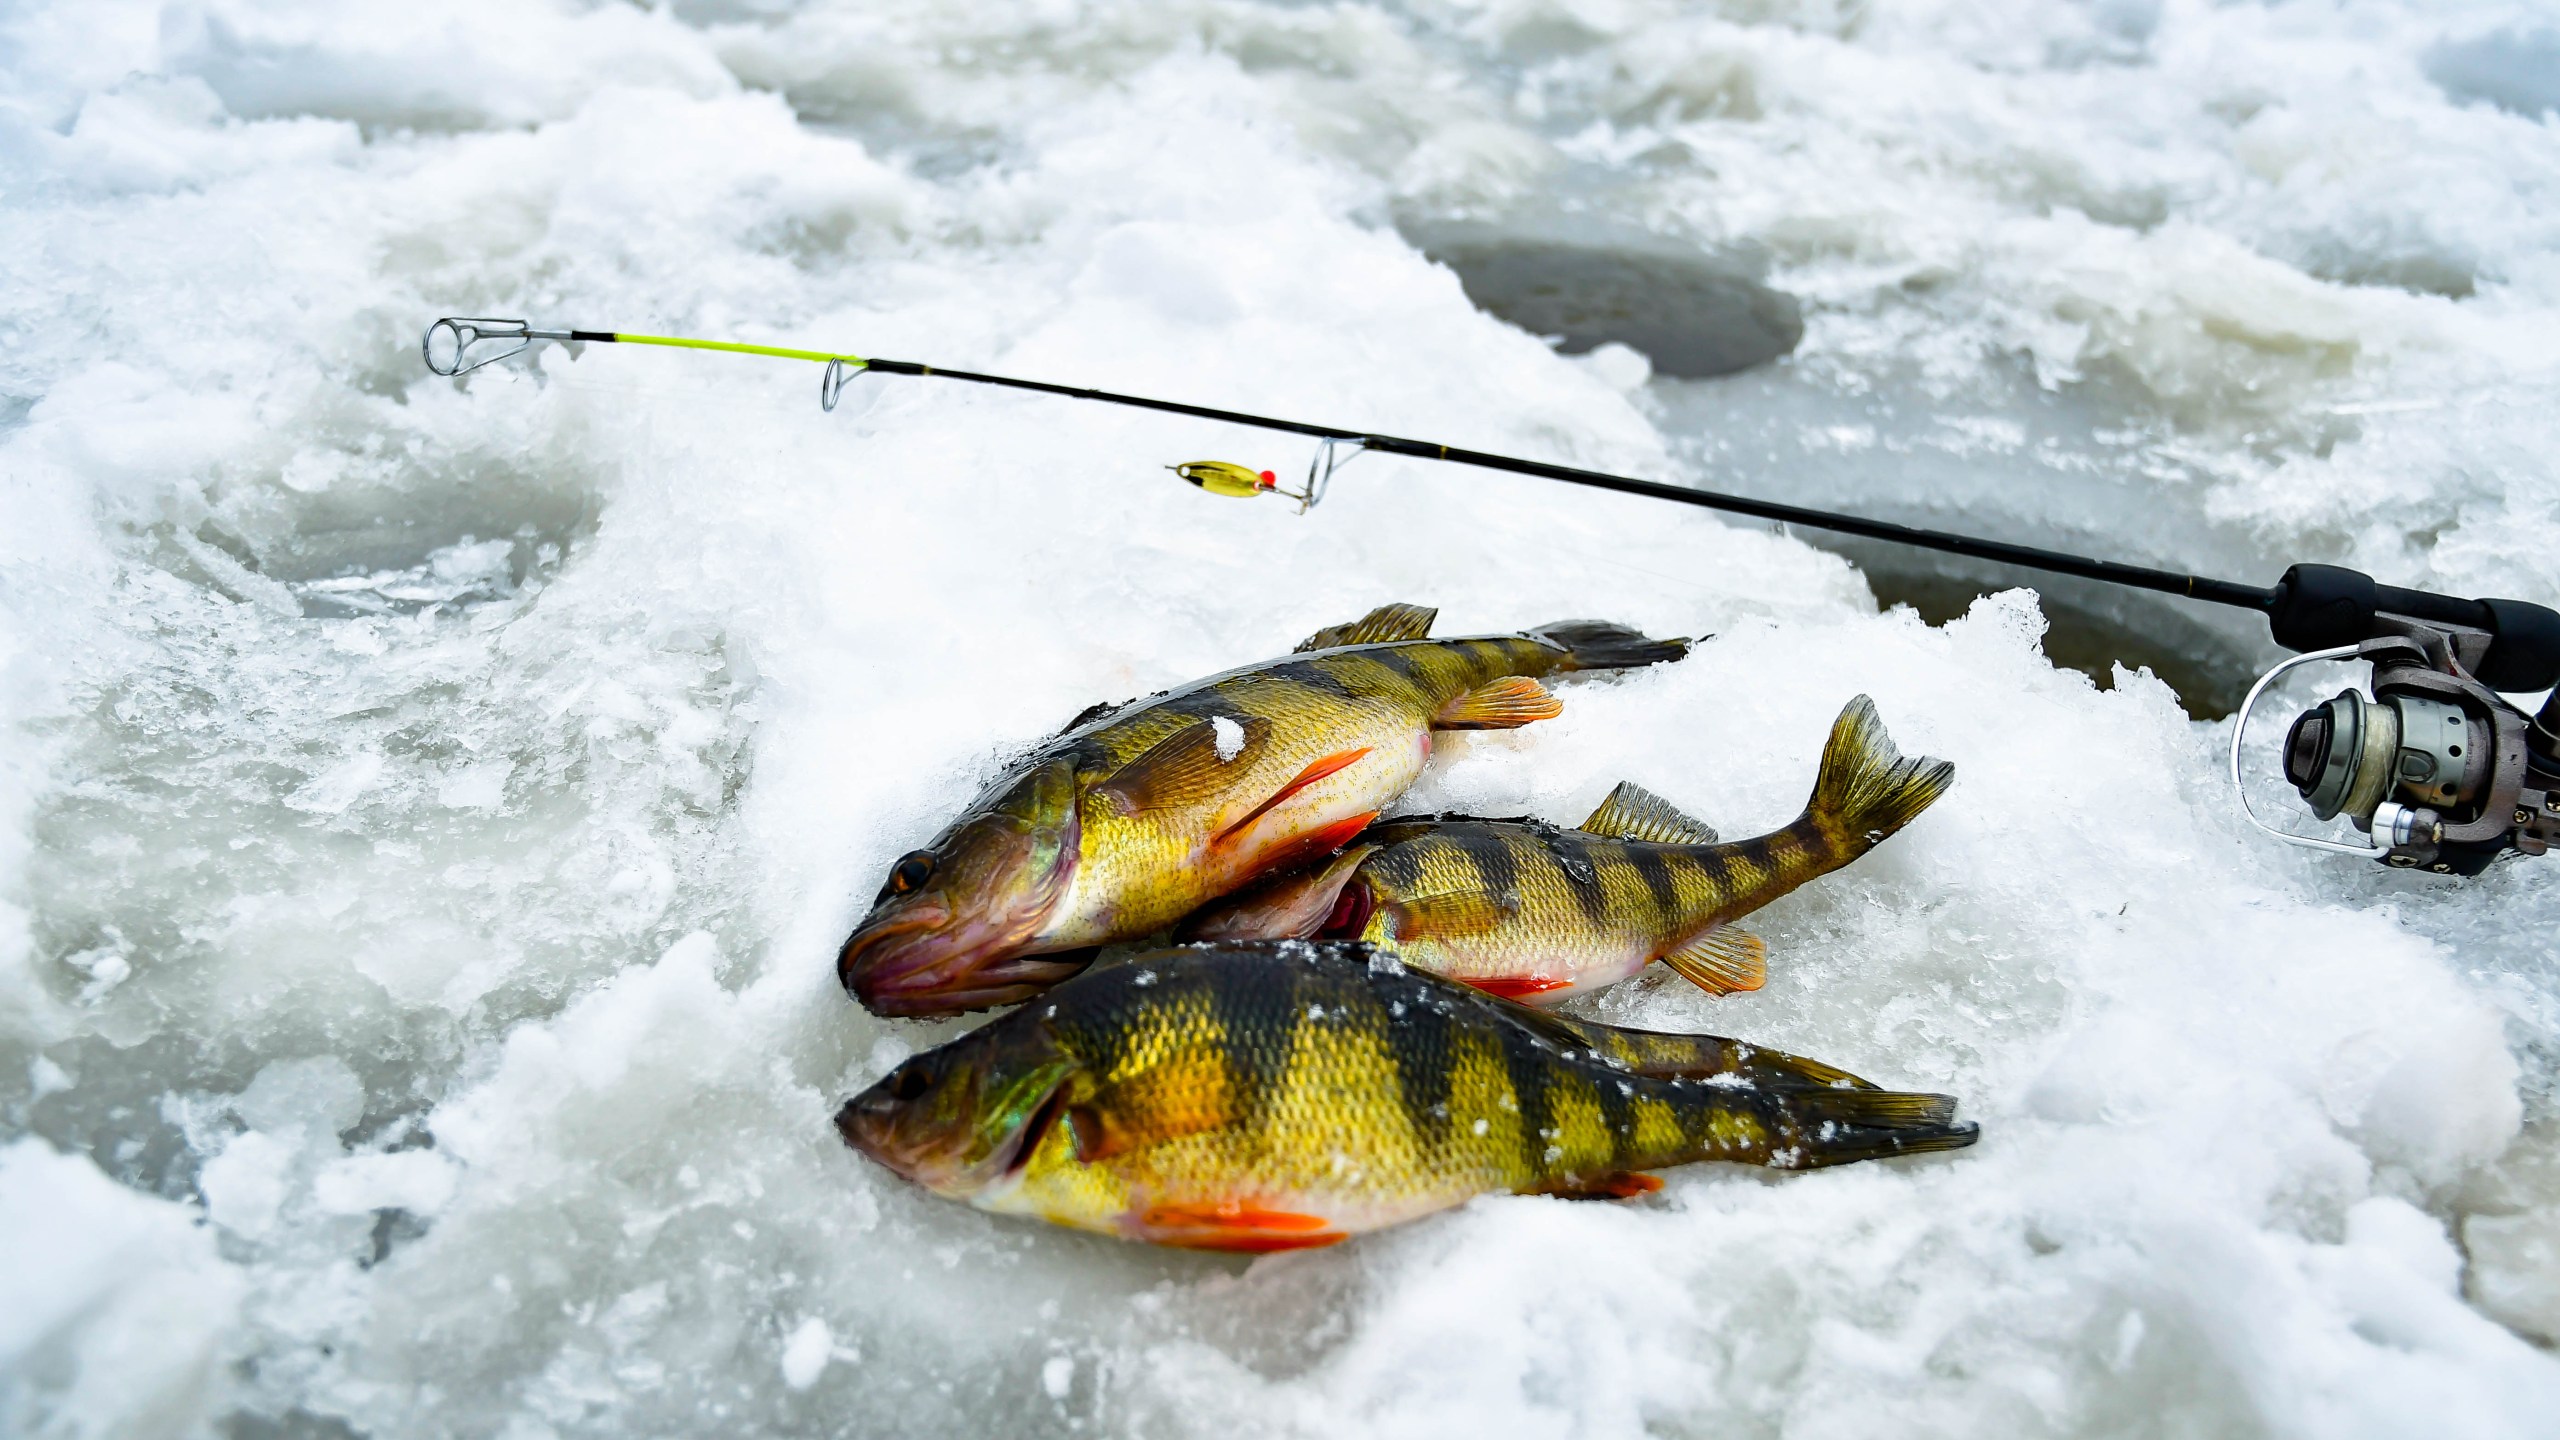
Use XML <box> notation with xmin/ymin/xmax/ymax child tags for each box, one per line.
<box><xmin>2</xmin><ymin>0</ymin><xmax>2560</xmax><ymax>1437</ymax></box>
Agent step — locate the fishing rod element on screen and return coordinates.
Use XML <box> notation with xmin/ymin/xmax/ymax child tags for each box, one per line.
<box><xmin>423</xmin><ymin>316</ymin><xmax>2560</xmax><ymax>875</ymax></box>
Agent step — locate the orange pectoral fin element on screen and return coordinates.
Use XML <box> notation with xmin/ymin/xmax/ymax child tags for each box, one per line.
<box><xmin>1660</xmin><ymin>927</ymin><xmax>1767</xmax><ymax>997</ymax></box>
<box><xmin>1252</xmin><ymin>811</ymin><xmax>1380</xmax><ymax>875</ymax></box>
<box><xmin>1216</xmin><ymin>747</ymin><xmax>1373</xmax><ymax>843</ymax></box>
<box><xmin>1140</xmin><ymin>1203</ymin><xmax>1345</xmax><ymax>1252</ymax></box>
<box><xmin>1465</xmin><ymin>973</ymin><xmax>1575</xmax><ymax>1000</ymax></box>
<box><xmin>1433</xmin><ymin>676</ymin><xmax>1564</xmax><ymax>730</ymax></box>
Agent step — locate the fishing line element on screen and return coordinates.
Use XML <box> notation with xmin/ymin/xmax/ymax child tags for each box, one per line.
<box><xmin>422</xmin><ymin>317</ymin><xmax>2551</xmax><ymax>661</ymax></box>
<box><xmin>427</xmin><ymin>320</ymin><xmax>2277</xmax><ymax>598</ymax></box>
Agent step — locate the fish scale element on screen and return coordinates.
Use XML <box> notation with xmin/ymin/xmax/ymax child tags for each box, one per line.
<box><xmin>838</xmin><ymin>943</ymin><xmax>1979</xmax><ymax>1250</ymax></box>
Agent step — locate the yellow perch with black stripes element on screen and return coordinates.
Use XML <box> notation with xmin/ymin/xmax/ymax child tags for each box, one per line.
<box><xmin>1185</xmin><ymin>697</ymin><xmax>1952</xmax><ymax>1005</ymax></box>
<box><xmin>839</xmin><ymin>604</ymin><xmax>1687</xmax><ymax>1016</ymax></box>
<box><xmin>836</xmin><ymin>941</ymin><xmax>1976</xmax><ymax>1251</ymax></box>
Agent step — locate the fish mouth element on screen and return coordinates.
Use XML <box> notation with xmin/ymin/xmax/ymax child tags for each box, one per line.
<box><xmin>833</xmin><ymin>1090</ymin><xmax>914</xmax><ymax>1178</ymax></box>
<box><xmin>853</xmin><ymin>948</ymin><xmax>1097</xmax><ymax>1017</ymax></box>
<box><xmin>834</xmin><ymin>1072</ymin><xmax>1072</xmax><ymax>1193</ymax></box>
<box><xmin>840</xmin><ymin>897</ymin><xmax>1092</xmax><ymax>1016</ymax></box>
<box><xmin>836</xmin><ymin>902</ymin><xmax>950</xmax><ymax>993</ymax></box>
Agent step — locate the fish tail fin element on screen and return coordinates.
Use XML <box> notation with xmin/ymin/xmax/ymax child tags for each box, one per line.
<box><xmin>1773</xmin><ymin>1087</ymin><xmax>1979</xmax><ymax>1169</ymax></box>
<box><xmin>1794</xmin><ymin>695</ymin><xmax>1954</xmax><ymax>865</ymax></box>
<box><xmin>1529</xmin><ymin>620</ymin><xmax>1691</xmax><ymax>672</ymax></box>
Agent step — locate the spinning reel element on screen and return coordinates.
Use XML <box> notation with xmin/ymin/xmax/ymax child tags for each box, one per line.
<box><xmin>2235</xmin><ymin>565</ymin><xmax>2560</xmax><ymax>874</ymax></box>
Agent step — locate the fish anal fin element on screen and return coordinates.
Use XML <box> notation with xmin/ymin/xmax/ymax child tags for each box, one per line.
<box><xmin>1141</xmin><ymin>1203</ymin><xmax>1345</xmax><ymax>1252</ymax></box>
<box><xmin>1215</xmin><ymin>747</ymin><xmax>1373</xmax><ymax>842</ymax></box>
<box><xmin>1295</xmin><ymin>602</ymin><xmax>1439</xmax><ymax>653</ymax></box>
<box><xmin>1578</xmin><ymin>781</ymin><xmax>1720</xmax><ymax>845</ymax></box>
<box><xmin>1466</xmin><ymin>973</ymin><xmax>1575</xmax><ymax>1001</ymax></box>
<box><xmin>1094</xmin><ymin>715</ymin><xmax>1272</xmax><ymax>815</ymax></box>
<box><xmin>1385</xmin><ymin>889</ymin><xmax>1519</xmax><ymax>939</ymax></box>
<box><xmin>1543</xmin><ymin>1171</ymin><xmax>1665</xmax><ymax>1200</ymax></box>
<box><xmin>1433</xmin><ymin>676</ymin><xmax>1564</xmax><ymax>730</ymax></box>
<box><xmin>1660</xmin><ymin>927</ymin><xmax>1767</xmax><ymax>997</ymax></box>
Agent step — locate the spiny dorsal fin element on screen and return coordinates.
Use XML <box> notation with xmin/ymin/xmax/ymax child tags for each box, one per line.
<box><xmin>1295</xmin><ymin>602</ymin><xmax>1439</xmax><ymax>653</ymax></box>
<box><xmin>1578</xmin><ymin>781</ymin><xmax>1719</xmax><ymax>845</ymax></box>
<box><xmin>1660</xmin><ymin>926</ymin><xmax>1766</xmax><ymax>997</ymax></box>
<box><xmin>1432</xmin><ymin>676</ymin><xmax>1563</xmax><ymax>730</ymax></box>
<box><xmin>1052</xmin><ymin>695</ymin><xmax>1134</xmax><ymax>739</ymax></box>
<box><xmin>1091</xmin><ymin>715</ymin><xmax>1272</xmax><ymax>814</ymax></box>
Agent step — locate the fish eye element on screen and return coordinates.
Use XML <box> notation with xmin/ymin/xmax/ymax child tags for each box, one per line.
<box><xmin>888</xmin><ymin>1064</ymin><xmax>933</xmax><ymax>1101</ymax></box>
<box><xmin>885</xmin><ymin>851</ymin><xmax>936</xmax><ymax>896</ymax></box>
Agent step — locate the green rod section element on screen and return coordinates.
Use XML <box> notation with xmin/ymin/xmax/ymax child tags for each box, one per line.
<box><xmin>605</xmin><ymin>332</ymin><xmax>863</xmax><ymax>366</ymax></box>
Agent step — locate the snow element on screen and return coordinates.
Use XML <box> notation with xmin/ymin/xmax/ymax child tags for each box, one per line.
<box><xmin>3</xmin><ymin>0</ymin><xmax>2560</xmax><ymax>1435</ymax></box>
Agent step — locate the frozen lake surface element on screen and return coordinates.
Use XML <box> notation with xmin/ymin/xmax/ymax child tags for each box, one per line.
<box><xmin>5</xmin><ymin>1</ymin><xmax>2560</xmax><ymax>1435</ymax></box>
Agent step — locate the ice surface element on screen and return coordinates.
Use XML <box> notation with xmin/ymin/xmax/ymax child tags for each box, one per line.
<box><xmin>4</xmin><ymin>0</ymin><xmax>2560</xmax><ymax>1435</ymax></box>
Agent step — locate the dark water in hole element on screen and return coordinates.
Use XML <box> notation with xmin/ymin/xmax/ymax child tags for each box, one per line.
<box><xmin>1638</xmin><ymin>365</ymin><xmax>2287</xmax><ymax>722</ymax></box>
<box><xmin>1404</xmin><ymin>219</ymin><xmax>1804</xmax><ymax>379</ymax></box>
<box><xmin>1841</xmin><ymin>549</ymin><xmax>2267</xmax><ymax>720</ymax></box>
<box><xmin>1400</xmin><ymin>222</ymin><xmax>2273</xmax><ymax>717</ymax></box>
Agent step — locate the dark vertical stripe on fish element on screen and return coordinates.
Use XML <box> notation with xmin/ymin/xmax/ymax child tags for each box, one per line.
<box><xmin>1500</xmin><ymin>1022</ymin><xmax>1560</xmax><ymax>1173</ymax></box>
<box><xmin>1210</xmin><ymin>962</ymin><xmax>1289</xmax><ymax>1131</ymax></box>
<box><xmin>1591</xmin><ymin>1057</ymin><xmax>1637</xmax><ymax>1154</ymax></box>
<box><xmin>1381</xmin><ymin>981</ymin><xmax>1457</xmax><ymax>1147</ymax></box>
<box><xmin>1370</xmin><ymin>646</ymin><xmax>1428</xmax><ymax>691</ymax></box>
<box><xmin>1455</xmin><ymin>826</ymin><xmax>1521</xmax><ymax>908</ymax></box>
<box><xmin>1367</xmin><ymin>841</ymin><xmax>1427</xmax><ymax>899</ymax></box>
<box><xmin>1626</xmin><ymin>845</ymin><xmax>1683</xmax><ymax>923</ymax></box>
<box><xmin>1272</xmin><ymin>658</ymin><xmax>1365</xmax><ymax>703</ymax></box>
<box><xmin>1549</xmin><ymin>832</ymin><xmax>1615</xmax><ymax>928</ymax></box>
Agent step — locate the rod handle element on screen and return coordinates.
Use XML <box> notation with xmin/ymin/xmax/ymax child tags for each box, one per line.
<box><xmin>2268</xmin><ymin>563</ymin><xmax>2560</xmax><ymax>691</ymax></box>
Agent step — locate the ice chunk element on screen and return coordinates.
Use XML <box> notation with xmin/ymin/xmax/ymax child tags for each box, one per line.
<box><xmin>235</xmin><ymin>1056</ymin><xmax>367</xmax><ymax>1138</ymax></box>
<box><xmin>2465</xmin><ymin>1210</ymin><xmax>2560</xmax><ymax>1344</ymax></box>
<box><xmin>312</xmin><ymin>1149</ymin><xmax>458</xmax><ymax>1218</ymax></box>
<box><xmin>780</xmin><ymin>1317</ymin><xmax>833</xmax><ymax>1391</ymax></box>
<box><xmin>0</xmin><ymin>1141</ymin><xmax>245</xmax><ymax>1432</ymax></box>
